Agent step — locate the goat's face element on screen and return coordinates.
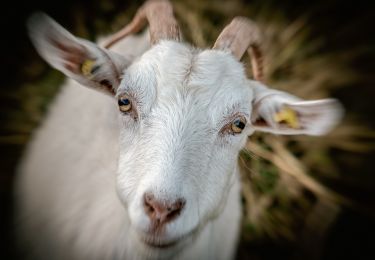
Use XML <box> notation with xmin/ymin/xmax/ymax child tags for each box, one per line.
<box><xmin>116</xmin><ymin>41</ymin><xmax>252</xmax><ymax>251</ymax></box>
<box><xmin>28</xmin><ymin>11</ymin><xmax>343</xmax><ymax>257</ymax></box>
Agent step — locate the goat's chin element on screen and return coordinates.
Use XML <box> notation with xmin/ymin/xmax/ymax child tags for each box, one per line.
<box><xmin>131</xmin><ymin>227</ymin><xmax>195</xmax><ymax>258</ymax></box>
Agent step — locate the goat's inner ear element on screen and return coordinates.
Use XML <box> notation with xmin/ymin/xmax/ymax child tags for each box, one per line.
<box><xmin>251</xmin><ymin>95</ymin><xmax>343</xmax><ymax>136</ymax></box>
<box><xmin>252</xmin><ymin>117</ymin><xmax>268</xmax><ymax>127</ymax></box>
<box><xmin>28</xmin><ymin>13</ymin><xmax>130</xmax><ymax>95</ymax></box>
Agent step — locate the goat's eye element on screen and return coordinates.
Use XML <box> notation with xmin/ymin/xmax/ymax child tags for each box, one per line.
<box><xmin>118</xmin><ymin>96</ymin><xmax>132</xmax><ymax>112</ymax></box>
<box><xmin>231</xmin><ymin>117</ymin><xmax>247</xmax><ymax>134</ymax></box>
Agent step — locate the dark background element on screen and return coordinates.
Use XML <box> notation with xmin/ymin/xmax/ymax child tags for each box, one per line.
<box><xmin>1</xmin><ymin>0</ymin><xmax>374</xmax><ymax>259</ymax></box>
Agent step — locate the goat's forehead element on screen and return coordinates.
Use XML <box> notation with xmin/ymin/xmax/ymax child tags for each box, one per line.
<box><xmin>125</xmin><ymin>41</ymin><xmax>252</xmax><ymax>102</ymax></box>
<box><xmin>156</xmin><ymin>41</ymin><xmax>246</xmax><ymax>87</ymax></box>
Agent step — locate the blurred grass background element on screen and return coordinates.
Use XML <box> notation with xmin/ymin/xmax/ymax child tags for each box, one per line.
<box><xmin>1</xmin><ymin>0</ymin><xmax>375</xmax><ymax>259</ymax></box>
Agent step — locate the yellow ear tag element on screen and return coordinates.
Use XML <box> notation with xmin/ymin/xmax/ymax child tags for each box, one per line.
<box><xmin>273</xmin><ymin>107</ymin><xmax>300</xmax><ymax>129</ymax></box>
<box><xmin>81</xmin><ymin>59</ymin><xmax>96</xmax><ymax>78</ymax></box>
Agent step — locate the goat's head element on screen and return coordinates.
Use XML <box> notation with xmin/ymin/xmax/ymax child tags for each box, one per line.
<box><xmin>27</xmin><ymin>0</ymin><xmax>343</xmax><ymax>256</ymax></box>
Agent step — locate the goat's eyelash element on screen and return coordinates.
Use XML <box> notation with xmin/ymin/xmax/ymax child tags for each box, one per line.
<box><xmin>219</xmin><ymin>113</ymin><xmax>248</xmax><ymax>136</ymax></box>
<box><xmin>117</xmin><ymin>93</ymin><xmax>139</xmax><ymax>120</ymax></box>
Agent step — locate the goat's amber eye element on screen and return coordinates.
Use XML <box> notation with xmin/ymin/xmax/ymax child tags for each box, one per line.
<box><xmin>118</xmin><ymin>96</ymin><xmax>132</xmax><ymax>112</ymax></box>
<box><xmin>231</xmin><ymin>117</ymin><xmax>247</xmax><ymax>133</ymax></box>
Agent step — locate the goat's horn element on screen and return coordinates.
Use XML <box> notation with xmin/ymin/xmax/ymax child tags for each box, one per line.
<box><xmin>213</xmin><ymin>17</ymin><xmax>263</xmax><ymax>81</ymax></box>
<box><xmin>104</xmin><ymin>0</ymin><xmax>181</xmax><ymax>49</ymax></box>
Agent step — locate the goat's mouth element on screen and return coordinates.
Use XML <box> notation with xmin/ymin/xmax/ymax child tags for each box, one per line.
<box><xmin>134</xmin><ymin>222</ymin><xmax>199</xmax><ymax>250</ymax></box>
<box><xmin>138</xmin><ymin>231</ymin><xmax>193</xmax><ymax>250</ymax></box>
<box><xmin>141</xmin><ymin>237</ymin><xmax>179</xmax><ymax>249</ymax></box>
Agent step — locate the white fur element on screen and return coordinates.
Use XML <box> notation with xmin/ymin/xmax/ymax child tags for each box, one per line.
<box><xmin>15</xmin><ymin>15</ymin><xmax>343</xmax><ymax>260</ymax></box>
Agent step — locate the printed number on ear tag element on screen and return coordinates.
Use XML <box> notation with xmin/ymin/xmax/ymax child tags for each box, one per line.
<box><xmin>273</xmin><ymin>107</ymin><xmax>300</xmax><ymax>129</ymax></box>
<box><xmin>81</xmin><ymin>59</ymin><xmax>96</xmax><ymax>78</ymax></box>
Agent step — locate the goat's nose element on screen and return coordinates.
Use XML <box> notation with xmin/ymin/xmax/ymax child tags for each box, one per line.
<box><xmin>143</xmin><ymin>193</ymin><xmax>185</xmax><ymax>226</ymax></box>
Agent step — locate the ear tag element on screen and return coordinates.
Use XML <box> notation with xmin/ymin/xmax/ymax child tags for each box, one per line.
<box><xmin>273</xmin><ymin>107</ymin><xmax>300</xmax><ymax>129</ymax></box>
<box><xmin>81</xmin><ymin>59</ymin><xmax>96</xmax><ymax>78</ymax></box>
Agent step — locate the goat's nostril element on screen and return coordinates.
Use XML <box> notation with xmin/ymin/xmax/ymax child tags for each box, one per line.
<box><xmin>162</xmin><ymin>198</ymin><xmax>185</xmax><ymax>222</ymax></box>
<box><xmin>143</xmin><ymin>193</ymin><xmax>185</xmax><ymax>225</ymax></box>
<box><xmin>145</xmin><ymin>204</ymin><xmax>154</xmax><ymax>213</ymax></box>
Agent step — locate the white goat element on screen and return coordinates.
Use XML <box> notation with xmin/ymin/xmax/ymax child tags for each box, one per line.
<box><xmin>15</xmin><ymin>1</ymin><xmax>343</xmax><ymax>259</ymax></box>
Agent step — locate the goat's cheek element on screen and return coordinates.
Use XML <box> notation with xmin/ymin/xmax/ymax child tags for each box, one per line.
<box><xmin>203</xmin><ymin>149</ymin><xmax>237</xmax><ymax>217</ymax></box>
<box><xmin>116</xmin><ymin>156</ymin><xmax>142</xmax><ymax>205</ymax></box>
<box><xmin>119</xmin><ymin>128</ymin><xmax>138</xmax><ymax>150</ymax></box>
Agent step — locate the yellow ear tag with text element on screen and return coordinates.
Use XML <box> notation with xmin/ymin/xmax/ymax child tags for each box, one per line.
<box><xmin>81</xmin><ymin>59</ymin><xmax>96</xmax><ymax>78</ymax></box>
<box><xmin>273</xmin><ymin>107</ymin><xmax>300</xmax><ymax>129</ymax></box>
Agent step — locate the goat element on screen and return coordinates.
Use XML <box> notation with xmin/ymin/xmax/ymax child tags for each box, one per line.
<box><xmin>15</xmin><ymin>0</ymin><xmax>343</xmax><ymax>259</ymax></box>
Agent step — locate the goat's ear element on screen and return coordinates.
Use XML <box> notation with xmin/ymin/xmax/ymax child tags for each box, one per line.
<box><xmin>251</xmin><ymin>86</ymin><xmax>344</xmax><ymax>136</ymax></box>
<box><xmin>27</xmin><ymin>13</ymin><xmax>130</xmax><ymax>95</ymax></box>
